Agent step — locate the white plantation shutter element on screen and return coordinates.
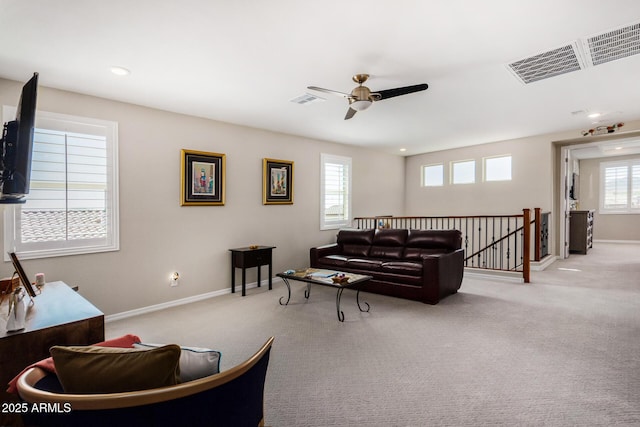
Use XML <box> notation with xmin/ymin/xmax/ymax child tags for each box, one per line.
<box><xmin>600</xmin><ymin>159</ymin><xmax>640</xmax><ymax>214</ymax></box>
<box><xmin>4</xmin><ymin>110</ymin><xmax>119</xmax><ymax>260</ymax></box>
<box><xmin>320</xmin><ymin>154</ymin><xmax>352</xmax><ymax>230</ymax></box>
<box><xmin>632</xmin><ymin>164</ymin><xmax>640</xmax><ymax>208</ymax></box>
<box><xmin>603</xmin><ymin>165</ymin><xmax>628</xmax><ymax>209</ymax></box>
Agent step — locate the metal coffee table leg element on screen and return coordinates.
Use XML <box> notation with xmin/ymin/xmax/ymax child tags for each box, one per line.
<box><xmin>304</xmin><ymin>283</ymin><xmax>311</xmax><ymax>299</ymax></box>
<box><xmin>356</xmin><ymin>289</ymin><xmax>370</xmax><ymax>313</ymax></box>
<box><xmin>336</xmin><ymin>288</ymin><xmax>345</xmax><ymax>322</ymax></box>
<box><xmin>279</xmin><ymin>278</ymin><xmax>291</xmax><ymax>305</ymax></box>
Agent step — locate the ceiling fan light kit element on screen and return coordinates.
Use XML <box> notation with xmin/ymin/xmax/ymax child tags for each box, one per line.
<box><xmin>307</xmin><ymin>73</ymin><xmax>428</xmax><ymax>120</ymax></box>
<box><xmin>349</xmin><ymin>99</ymin><xmax>372</xmax><ymax>111</ymax></box>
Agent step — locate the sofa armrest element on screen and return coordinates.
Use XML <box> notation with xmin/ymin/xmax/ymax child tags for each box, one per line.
<box><xmin>421</xmin><ymin>248</ymin><xmax>464</xmax><ymax>303</ymax></box>
<box><xmin>310</xmin><ymin>243</ymin><xmax>341</xmax><ymax>266</ymax></box>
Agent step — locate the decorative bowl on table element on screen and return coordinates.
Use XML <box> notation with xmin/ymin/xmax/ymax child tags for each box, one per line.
<box><xmin>332</xmin><ymin>274</ymin><xmax>349</xmax><ymax>284</ymax></box>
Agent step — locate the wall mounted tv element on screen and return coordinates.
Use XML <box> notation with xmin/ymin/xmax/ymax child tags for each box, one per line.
<box><xmin>0</xmin><ymin>72</ymin><xmax>39</xmax><ymax>204</ymax></box>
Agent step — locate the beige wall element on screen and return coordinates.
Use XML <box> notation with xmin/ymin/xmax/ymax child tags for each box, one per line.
<box><xmin>578</xmin><ymin>154</ymin><xmax>640</xmax><ymax>241</ymax></box>
<box><xmin>0</xmin><ymin>78</ymin><xmax>405</xmax><ymax>315</ymax></box>
<box><xmin>405</xmin><ymin>134</ymin><xmax>557</xmax><ymax>216</ymax></box>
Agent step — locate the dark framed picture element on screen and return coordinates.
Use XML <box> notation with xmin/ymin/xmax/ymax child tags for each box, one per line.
<box><xmin>263</xmin><ymin>158</ymin><xmax>294</xmax><ymax>205</ymax></box>
<box><xmin>10</xmin><ymin>252</ymin><xmax>37</xmax><ymax>297</ymax></box>
<box><xmin>181</xmin><ymin>149</ymin><xmax>226</xmax><ymax>206</ymax></box>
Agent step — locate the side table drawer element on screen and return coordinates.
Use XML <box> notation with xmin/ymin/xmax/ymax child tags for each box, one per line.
<box><xmin>234</xmin><ymin>249</ymin><xmax>272</xmax><ymax>268</ymax></box>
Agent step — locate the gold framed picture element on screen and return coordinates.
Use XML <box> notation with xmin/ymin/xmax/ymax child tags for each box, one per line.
<box><xmin>263</xmin><ymin>158</ymin><xmax>293</xmax><ymax>205</ymax></box>
<box><xmin>181</xmin><ymin>149</ymin><xmax>226</xmax><ymax>206</ymax></box>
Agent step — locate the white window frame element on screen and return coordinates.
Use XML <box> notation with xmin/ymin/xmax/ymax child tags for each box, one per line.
<box><xmin>320</xmin><ymin>153</ymin><xmax>352</xmax><ymax>230</ymax></box>
<box><xmin>483</xmin><ymin>154</ymin><xmax>512</xmax><ymax>182</ymax></box>
<box><xmin>599</xmin><ymin>159</ymin><xmax>640</xmax><ymax>214</ymax></box>
<box><xmin>451</xmin><ymin>159</ymin><xmax>476</xmax><ymax>184</ymax></box>
<box><xmin>421</xmin><ymin>163</ymin><xmax>444</xmax><ymax>187</ymax></box>
<box><xmin>3</xmin><ymin>108</ymin><xmax>119</xmax><ymax>260</ymax></box>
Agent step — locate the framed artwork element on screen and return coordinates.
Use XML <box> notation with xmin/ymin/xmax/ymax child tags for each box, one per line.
<box><xmin>10</xmin><ymin>252</ymin><xmax>37</xmax><ymax>297</ymax></box>
<box><xmin>263</xmin><ymin>158</ymin><xmax>294</xmax><ymax>205</ymax></box>
<box><xmin>181</xmin><ymin>149</ymin><xmax>226</xmax><ymax>206</ymax></box>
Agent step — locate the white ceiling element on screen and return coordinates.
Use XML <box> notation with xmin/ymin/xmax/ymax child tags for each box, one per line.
<box><xmin>2</xmin><ymin>0</ymin><xmax>640</xmax><ymax>156</ymax></box>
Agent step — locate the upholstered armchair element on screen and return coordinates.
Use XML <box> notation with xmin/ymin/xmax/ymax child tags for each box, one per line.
<box><xmin>17</xmin><ymin>337</ymin><xmax>274</xmax><ymax>427</ymax></box>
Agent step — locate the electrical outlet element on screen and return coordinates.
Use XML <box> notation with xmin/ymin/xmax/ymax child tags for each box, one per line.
<box><xmin>170</xmin><ymin>272</ymin><xmax>179</xmax><ymax>287</ymax></box>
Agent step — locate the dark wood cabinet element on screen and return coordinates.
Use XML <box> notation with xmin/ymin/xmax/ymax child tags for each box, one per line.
<box><xmin>569</xmin><ymin>210</ymin><xmax>594</xmax><ymax>254</ymax></box>
<box><xmin>229</xmin><ymin>246</ymin><xmax>275</xmax><ymax>296</ymax></box>
<box><xmin>0</xmin><ymin>281</ymin><xmax>104</xmax><ymax>426</ymax></box>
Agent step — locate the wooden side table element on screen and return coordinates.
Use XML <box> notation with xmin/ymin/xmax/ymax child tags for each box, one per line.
<box><xmin>229</xmin><ymin>246</ymin><xmax>275</xmax><ymax>296</ymax></box>
<box><xmin>0</xmin><ymin>281</ymin><xmax>104</xmax><ymax>426</ymax></box>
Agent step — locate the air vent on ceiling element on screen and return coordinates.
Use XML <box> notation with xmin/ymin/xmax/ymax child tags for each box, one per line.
<box><xmin>290</xmin><ymin>93</ymin><xmax>325</xmax><ymax>105</ymax></box>
<box><xmin>584</xmin><ymin>22</ymin><xmax>640</xmax><ymax>66</ymax></box>
<box><xmin>507</xmin><ymin>43</ymin><xmax>585</xmax><ymax>84</ymax></box>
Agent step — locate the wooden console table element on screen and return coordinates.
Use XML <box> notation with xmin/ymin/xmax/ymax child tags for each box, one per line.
<box><xmin>229</xmin><ymin>246</ymin><xmax>275</xmax><ymax>296</ymax></box>
<box><xmin>0</xmin><ymin>281</ymin><xmax>104</xmax><ymax>426</ymax></box>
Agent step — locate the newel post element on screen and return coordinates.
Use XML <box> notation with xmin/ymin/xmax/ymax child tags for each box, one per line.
<box><xmin>534</xmin><ymin>208</ymin><xmax>541</xmax><ymax>262</ymax></box>
<box><xmin>522</xmin><ymin>208</ymin><xmax>531</xmax><ymax>283</ymax></box>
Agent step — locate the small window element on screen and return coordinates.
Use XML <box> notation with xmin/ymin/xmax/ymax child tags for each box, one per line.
<box><xmin>422</xmin><ymin>164</ymin><xmax>443</xmax><ymax>187</ymax></box>
<box><xmin>451</xmin><ymin>160</ymin><xmax>475</xmax><ymax>184</ymax></box>
<box><xmin>484</xmin><ymin>155</ymin><xmax>512</xmax><ymax>181</ymax></box>
<box><xmin>320</xmin><ymin>153</ymin><xmax>352</xmax><ymax>230</ymax></box>
<box><xmin>600</xmin><ymin>159</ymin><xmax>640</xmax><ymax>214</ymax></box>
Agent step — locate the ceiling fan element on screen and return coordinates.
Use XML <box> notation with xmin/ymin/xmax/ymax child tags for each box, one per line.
<box><xmin>307</xmin><ymin>74</ymin><xmax>428</xmax><ymax>120</ymax></box>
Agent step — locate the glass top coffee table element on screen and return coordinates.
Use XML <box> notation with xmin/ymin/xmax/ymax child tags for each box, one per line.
<box><xmin>276</xmin><ymin>268</ymin><xmax>372</xmax><ymax>322</ymax></box>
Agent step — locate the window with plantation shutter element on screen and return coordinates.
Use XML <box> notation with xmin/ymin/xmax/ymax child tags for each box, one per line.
<box><xmin>320</xmin><ymin>153</ymin><xmax>351</xmax><ymax>230</ymax></box>
<box><xmin>599</xmin><ymin>159</ymin><xmax>640</xmax><ymax>214</ymax></box>
<box><xmin>3</xmin><ymin>109</ymin><xmax>119</xmax><ymax>260</ymax></box>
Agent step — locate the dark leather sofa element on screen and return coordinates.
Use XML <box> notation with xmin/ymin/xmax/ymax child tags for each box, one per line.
<box><xmin>310</xmin><ymin>228</ymin><xmax>464</xmax><ymax>304</ymax></box>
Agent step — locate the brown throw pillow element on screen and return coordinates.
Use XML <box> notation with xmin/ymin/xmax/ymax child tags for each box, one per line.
<box><xmin>50</xmin><ymin>344</ymin><xmax>181</xmax><ymax>394</ymax></box>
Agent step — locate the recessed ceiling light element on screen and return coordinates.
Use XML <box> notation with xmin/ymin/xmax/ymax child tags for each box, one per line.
<box><xmin>587</xmin><ymin>112</ymin><xmax>601</xmax><ymax>118</ymax></box>
<box><xmin>615</xmin><ymin>146</ymin><xmax>623</xmax><ymax>150</ymax></box>
<box><xmin>399</xmin><ymin>148</ymin><xmax>407</xmax><ymax>152</ymax></box>
<box><xmin>110</xmin><ymin>66</ymin><xmax>130</xmax><ymax>76</ymax></box>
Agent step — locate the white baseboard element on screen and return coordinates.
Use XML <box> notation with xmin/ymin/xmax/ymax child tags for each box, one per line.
<box><xmin>463</xmin><ymin>267</ymin><xmax>524</xmax><ymax>283</ymax></box>
<box><xmin>593</xmin><ymin>239</ymin><xmax>640</xmax><ymax>244</ymax></box>
<box><xmin>105</xmin><ymin>279</ymin><xmax>278</xmax><ymax>323</ymax></box>
<box><xmin>531</xmin><ymin>255</ymin><xmax>558</xmax><ymax>271</ymax></box>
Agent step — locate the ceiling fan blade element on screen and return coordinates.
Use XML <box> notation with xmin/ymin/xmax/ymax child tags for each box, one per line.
<box><xmin>376</xmin><ymin>83</ymin><xmax>428</xmax><ymax>100</ymax></box>
<box><xmin>344</xmin><ymin>107</ymin><xmax>357</xmax><ymax>120</ymax></box>
<box><xmin>307</xmin><ymin>86</ymin><xmax>350</xmax><ymax>98</ymax></box>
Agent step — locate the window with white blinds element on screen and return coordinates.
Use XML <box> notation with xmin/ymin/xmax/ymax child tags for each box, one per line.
<box><xmin>320</xmin><ymin>153</ymin><xmax>352</xmax><ymax>230</ymax></box>
<box><xmin>600</xmin><ymin>159</ymin><xmax>640</xmax><ymax>214</ymax></box>
<box><xmin>3</xmin><ymin>110</ymin><xmax>119</xmax><ymax>260</ymax></box>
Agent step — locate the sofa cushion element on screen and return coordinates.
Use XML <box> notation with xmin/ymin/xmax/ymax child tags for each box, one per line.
<box><xmin>346</xmin><ymin>258</ymin><xmax>383</xmax><ymax>271</ymax></box>
<box><xmin>337</xmin><ymin>229</ymin><xmax>375</xmax><ymax>245</ymax></box>
<box><xmin>133</xmin><ymin>343</ymin><xmax>221</xmax><ymax>382</ymax></box>
<box><xmin>381</xmin><ymin>261</ymin><xmax>423</xmax><ymax>277</ymax></box>
<box><xmin>403</xmin><ymin>247</ymin><xmax>448</xmax><ymax>260</ymax></box>
<box><xmin>369</xmin><ymin>229</ymin><xmax>408</xmax><ymax>259</ymax></box>
<box><xmin>319</xmin><ymin>254</ymin><xmax>349</xmax><ymax>268</ymax></box>
<box><xmin>370</xmin><ymin>246</ymin><xmax>404</xmax><ymax>259</ymax></box>
<box><xmin>342</xmin><ymin>244</ymin><xmax>371</xmax><ymax>257</ymax></box>
<box><xmin>406</xmin><ymin>229</ymin><xmax>462</xmax><ymax>250</ymax></box>
<box><xmin>372</xmin><ymin>229</ymin><xmax>408</xmax><ymax>246</ymax></box>
<box><xmin>51</xmin><ymin>344</ymin><xmax>181</xmax><ymax>394</ymax></box>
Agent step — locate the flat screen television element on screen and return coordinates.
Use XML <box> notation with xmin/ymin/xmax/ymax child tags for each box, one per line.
<box><xmin>0</xmin><ymin>72</ymin><xmax>39</xmax><ymax>203</ymax></box>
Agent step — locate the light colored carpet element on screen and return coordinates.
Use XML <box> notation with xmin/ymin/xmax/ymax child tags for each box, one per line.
<box><xmin>106</xmin><ymin>243</ymin><xmax>640</xmax><ymax>426</ymax></box>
